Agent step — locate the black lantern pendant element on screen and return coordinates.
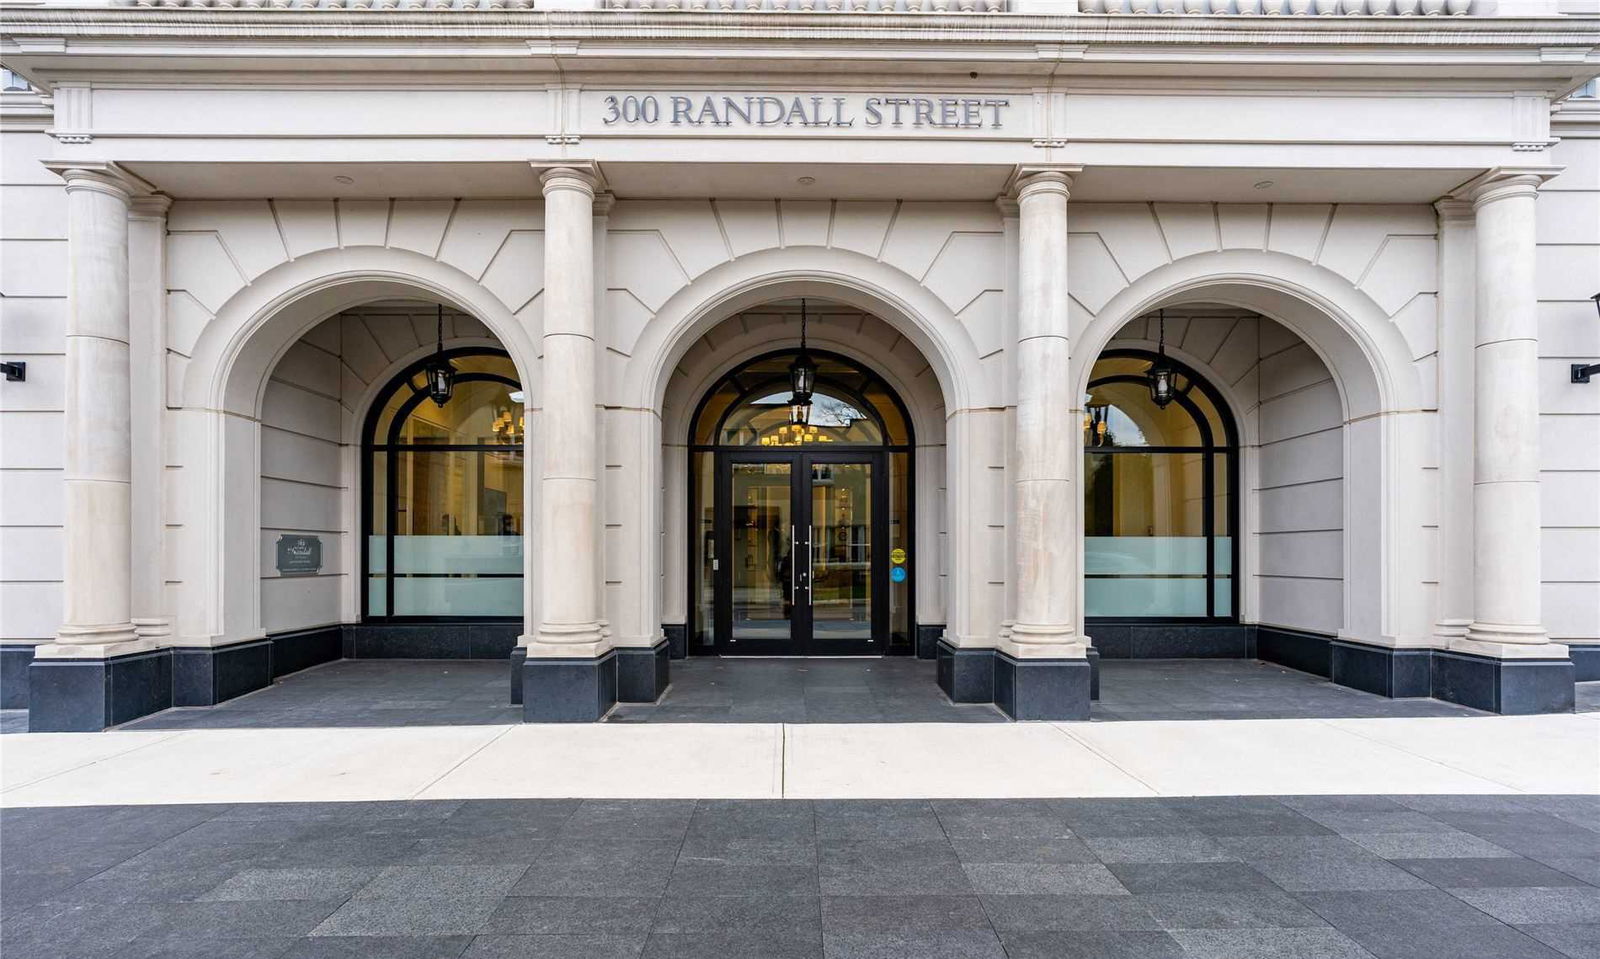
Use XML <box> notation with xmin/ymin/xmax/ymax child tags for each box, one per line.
<box><xmin>787</xmin><ymin>298</ymin><xmax>816</xmax><ymax>426</ymax></box>
<box><xmin>425</xmin><ymin>304</ymin><xmax>455</xmax><ymax>408</ymax></box>
<box><xmin>1146</xmin><ymin>309</ymin><xmax>1177</xmax><ymax>410</ymax></box>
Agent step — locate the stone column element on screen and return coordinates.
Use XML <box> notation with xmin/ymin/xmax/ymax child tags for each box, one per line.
<box><xmin>522</xmin><ymin>165</ymin><xmax>613</xmax><ymax>721</ymax></box>
<box><xmin>128</xmin><ymin>195</ymin><xmax>173</xmax><ymax>646</ymax></box>
<box><xmin>51</xmin><ymin>166</ymin><xmax>140</xmax><ymax>654</ymax></box>
<box><xmin>1009</xmin><ymin>171</ymin><xmax>1084</xmax><ymax>657</ymax></box>
<box><xmin>1432</xmin><ymin>198</ymin><xmax>1475</xmax><ymax>644</ymax></box>
<box><xmin>997</xmin><ymin>169</ymin><xmax>1090</xmax><ymax>721</ymax></box>
<box><xmin>1462</xmin><ymin>172</ymin><xmax>1553</xmax><ymax>654</ymax></box>
<box><xmin>533</xmin><ymin>166</ymin><xmax>605</xmax><ymax>655</ymax></box>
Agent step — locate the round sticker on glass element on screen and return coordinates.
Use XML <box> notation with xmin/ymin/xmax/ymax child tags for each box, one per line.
<box><xmin>890</xmin><ymin>548</ymin><xmax>907</xmax><ymax>565</ymax></box>
<box><xmin>890</xmin><ymin>566</ymin><xmax>908</xmax><ymax>583</ymax></box>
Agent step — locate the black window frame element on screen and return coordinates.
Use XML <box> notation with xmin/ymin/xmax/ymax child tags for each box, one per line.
<box><xmin>360</xmin><ymin>346</ymin><xmax>524</xmax><ymax>624</ymax></box>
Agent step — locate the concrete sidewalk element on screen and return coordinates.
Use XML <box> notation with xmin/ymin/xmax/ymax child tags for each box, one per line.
<box><xmin>3</xmin><ymin>713</ymin><xmax>1596</xmax><ymax>807</ymax></box>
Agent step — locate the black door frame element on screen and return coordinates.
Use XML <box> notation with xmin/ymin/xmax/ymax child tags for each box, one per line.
<box><xmin>714</xmin><ymin>448</ymin><xmax>888</xmax><ymax>656</ymax></box>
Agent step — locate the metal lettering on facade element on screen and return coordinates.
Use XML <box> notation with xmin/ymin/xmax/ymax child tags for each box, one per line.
<box><xmin>601</xmin><ymin>94</ymin><xmax>1010</xmax><ymax>129</ymax></box>
<box><xmin>275</xmin><ymin>534</ymin><xmax>323</xmax><ymax>576</ymax></box>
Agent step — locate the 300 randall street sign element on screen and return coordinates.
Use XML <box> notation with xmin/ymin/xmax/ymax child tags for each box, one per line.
<box><xmin>599</xmin><ymin>93</ymin><xmax>1011</xmax><ymax>130</ymax></box>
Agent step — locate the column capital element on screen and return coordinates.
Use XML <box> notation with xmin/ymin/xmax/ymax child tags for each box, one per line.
<box><xmin>1012</xmin><ymin>165</ymin><xmax>1079</xmax><ymax>203</ymax></box>
<box><xmin>42</xmin><ymin>160</ymin><xmax>152</xmax><ymax>201</ymax></box>
<box><xmin>534</xmin><ymin>160</ymin><xmax>604</xmax><ymax>197</ymax></box>
<box><xmin>129</xmin><ymin>194</ymin><xmax>173</xmax><ymax>220</ymax></box>
<box><xmin>1456</xmin><ymin>165</ymin><xmax>1562</xmax><ymax>209</ymax></box>
<box><xmin>1433</xmin><ymin>197</ymin><xmax>1475</xmax><ymax>223</ymax></box>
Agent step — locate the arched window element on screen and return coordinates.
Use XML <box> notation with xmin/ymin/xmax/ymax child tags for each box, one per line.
<box><xmin>1084</xmin><ymin>350</ymin><xmax>1237</xmax><ymax>620</ymax></box>
<box><xmin>363</xmin><ymin>349</ymin><xmax>524</xmax><ymax>620</ymax></box>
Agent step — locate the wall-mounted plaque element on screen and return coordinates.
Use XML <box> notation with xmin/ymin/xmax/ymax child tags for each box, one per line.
<box><xmin>275</xmin><ymin>534</ymin><xmax>323</xmax><ymax>576</ymax></box>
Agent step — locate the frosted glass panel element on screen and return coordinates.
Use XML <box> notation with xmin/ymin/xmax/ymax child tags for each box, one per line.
<box><xmin>394</xmin><ymin>576</ymin><xmax>522</xmax><ymax>617</ymax></box>
<box><xmin>1086</xmin><ymin>578</ymin><xmax>1208</xmax><ymax>617</ymax></box>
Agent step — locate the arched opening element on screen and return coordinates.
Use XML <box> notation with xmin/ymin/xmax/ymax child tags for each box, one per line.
<box><xmin>687</xmin><ymin>348</ymin><xmax>915</xmax><ymax>656</ymax></box>
<box><xmin>1083</xmin><ymin>348</ymin><xmax>1239</xmax><ymax>622</ymax></box>
<box><xmin>361</xmin><ymin>348</ymin><xmax>525</xmax><ymax>622</ymax></box>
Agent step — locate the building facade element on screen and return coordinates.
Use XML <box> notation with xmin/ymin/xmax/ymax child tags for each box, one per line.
<box><xmin>1</xmin><ymin>2</ymin><xmax>1597</xmax><ymax>729</ymax></box>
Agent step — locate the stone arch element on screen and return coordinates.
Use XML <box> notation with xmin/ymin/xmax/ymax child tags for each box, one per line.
<box><xmin>619</xmin><ymin>246</ymin><xmax>992</xmax><ymax>417</ymax></box>
<box><xmin>173</xmin><ymin>247</ymin><xmax>539</xmax><ymax>647</ymax></box>
<box><xmin>1073</xmin><ymin>251</ymin><xmax>1432</xmax><ymax>651</ymax></box>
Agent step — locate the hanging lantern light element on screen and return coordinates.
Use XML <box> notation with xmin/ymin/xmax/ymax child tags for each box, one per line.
<box><xmin>786</xmin><ymin>297</ymin><xmax>816</xmax><ymax>426</ymax></box>
<box><xmin>1146</xmin><ymin>308</ymin><xmax>1176</xmax><ymax>410</ymax></box>
<box><xmin>424</xmin><ymin>303</ymin><xmax>455</xmax><ymax>408</ymax></box>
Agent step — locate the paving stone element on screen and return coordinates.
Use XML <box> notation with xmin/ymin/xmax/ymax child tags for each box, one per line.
<box><xmin>1291</xmin><ymin>889</ymin><xmax>1503</xmax><ymax>929</ymax></box>
<box><xmin>665</xmin><ymin>863</ymin><xmax>819</xmax><ymax>897</ymax></box>
<box><xmin>962</xmin><ymin>863</ymin><xmax>1128</xmax><ymax>895</ymax></box>
<box><xmin>997</xmin><ymin>929</ymin><xmax>1187</xmax><ymax>958</ymax></box>
<box><xmin>1516</xmin><ymin>922</ymin><xmax>1600</xmax><ymax>959</ymax></box>
<box><xmin>947</xmin><ymin>836</ymin><xmax>1099</xmax><ymax>864</ymax></box>
<box><xmin>311</xmin><ymin>897</ymin><xmax>503</xmax><ymax>937</ymax></box>
<box><xmin>1106</xmin><ymin>861</ymin><xmax>1277</xmax><ymax>894</ymax></box>
<box><xmin>201</xmin><ymin>868</ymin><xmax>378</xmax><ymax>902</ymax></box>
<box><xmin>1138</xmin><ymin>890</ymin><xmax>1331</xmax><ymax>930</ymax></box>
<box><xmin>1332</xmin><ymin>919</ymin><xmax>1569</xmax><ymax>959</ymax></box>
<box><xmin>641</xmin><ymin>930</ymin><xmax>824</xmax><ymax>958</ymax></box>
<box><xmin>676</xmin><ymin>837</ymin><xmax>817</xmax><ymax>865</ymax></box>
<box><xmin>1396</xmin><ymin>857</ymin><xmax>1591</xmax><ymax>888</ymax></box>
<box><xmin>978</xmin><ymin>894</ymin><xmax>1161</xmax><ymax>931</ymax></box>
<box><xmin>1214</xmin><ymin>835</ymin><xmax>1375</xmax><ymax>860</ymax></box>
<box><xmin>487</xmin><ymin>897</ymin><xmax>658</xmax><ymax>935</ymax></box>
<box><xmin>1301</xmin><ymin>811</ymin><xmax>1465</xmax><ymax>835</ymax></box>
<box><xmin>1168</xmin><ymin>927</ymin><xmax>1374</xmax><ymax>959</ymax></box>
<box><xmin>930</xmin><ymin>800</ymin><xmax>1075</xmax><ymax>839</ymax></box>
<box><xmin>820</xmin><ymin>895</ymin><xmax>989</xmax><ymax>933</ymax></box>
<box><xmin>1343</xmin><ymin>831</ymin><xmax>1517</xmax><ymax>860</ymax></box>
<box><xmin>653</xmin><ymin>896</ymin><xmax>821</xmax><ymax>933</ymax></box>
<box><xmin>1084</xmin><ymin>836</ymin><xmax>1237</xmax><ymax>863</ymax></box>
<box><xmin>113</xmin><ymin>938</ymin><xmax>298</xmax><ymax>958</ymax></box>
<box><xmin>459</xmin><ymin>934</ymin><xmax>645</xmax><ymax>958</ymax></box>
<box><xmin>274</xmin><ymin>936</ymin><xmax>475</xmax><ymax>958</ymax></box>
<box><xmin>556</xmin><ymin>801</ymin><xmax>698</xmax><ymax>840</ymax></box>
<box><xmin>814</xmin><ymin>801</ymin><xmax>945</xmax><ymax>841</ymax></box>
<box><xmin>820</xmin><ymin>928</ymin><xmax>1007</xmax><ymax>958</ymax></box>
<box><xmin>1248</xmin><ymin>854</ymin><xmax>1433</xmax><ymax>891</ymax></box>
<box><xmin>354</xmin><ymin>864</ymin><xmax>529</xmax><ymax>900</ymax></box>
<box><xmin>1449</xmin><ymin>887</ymin><xmax>1600</xmax><ymax>924</ymax></box>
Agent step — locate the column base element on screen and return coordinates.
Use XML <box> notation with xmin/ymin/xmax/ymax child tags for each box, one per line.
<box><xmin>916</xmin><ymin>624</ymin><xmax>945</xmax><ymax>661</ymax></box>
<box><xmin>509</xmin><ymin>647</ymin><xmax>527</xmax><ymax>705</ymax></box>
<box><xmin>1</xmin><ymin>642</ymin><xmax>40</xmax><ymax>709</ymax></box>
<box><xmin>1331</xmin><ymin>640</ymin><xmax>1433</xmax><ymax>698</ymax></box>
<box><xmin>617</xmin><ymin>641</ymin><xmax>669</xmax><ymax>704</ymax></box>
<box><xmin>172</xmin><ymin>639</ymin><xmax>273</xmax><ymax>707</ymax></box>
<box><xmin>662</xmin><ymin>624</ymin><xmax>688</xmax><ymax>660</ymax></box>
<box><xmin>995</xmin><ymin>651</ymin><xmax>1091</xmax><ymax>721</ymax></box>
<box><xmin>1432</xmin><ymin>649</ymin><xmax>1574</xmax><ymax>715</ymax></box>
<box><xmin>28</xmin><ymin>647</ymin><xmax>172</xmax><ymax>732</ymax></box>
<box><xmin>522</xmin><ymin>650</ymin><xmax>617</xmax><ymax>722</ymax></box>
<box><xmin>1086</xmin><ymin>646</ymin><xmax>1100</xmax><ymax>702</ymax></box>
<box><xmin>1570</xmin><ymin>643</ymin><xmax>1600</xmax><ymax>682</ymax></box>
<box><xmin>937</xmin><ymin>640</ymin><xmax>995</xmax><ymax>703</ymax></box>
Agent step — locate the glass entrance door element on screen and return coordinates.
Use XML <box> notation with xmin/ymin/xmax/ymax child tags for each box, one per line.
<box><xmin>716</xmin><ymin>451</ymin><xmax>884</xmax><ymax>655</ymax></box>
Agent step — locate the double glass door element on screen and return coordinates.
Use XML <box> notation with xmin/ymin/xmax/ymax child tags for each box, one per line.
<box><xmin>715</xmin><ymin>451</ymin><xmax>886</xmax><ymax>655</ymax></box>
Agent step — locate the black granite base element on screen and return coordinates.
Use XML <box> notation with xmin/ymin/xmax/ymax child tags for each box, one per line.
<box><xmin>1257</xmin><ymin>626</ymin><xmax>1332</xmax><ymax>678</ymax></box>
<box><xmin>1087</xmin><ymin>623</ymin><xmax>1252</xmax><ymax>659</ymax></box>
<box><xmin>343</xmin><ymin>622</ymin><xmax>519</xmax><ymax>660</ymax></box>
<box><xmin>509</xmin><ymin>647</ymin><xmax>527</xmax><ymax>706</ymax></box>
<box><xmin>916</xmin><ymin>624</ymin><xmax>945</xmax><ymax>661</ymax></box>
<box><xmin>1</xmin><ymin>642</ymin><xmax>37</xmax><ymax>709</ymax></box>
<box><xmin>172</xmin><ymin>639</ymin><xmax>273</xmax><ymax>707</ymax></box>
<box><xmin>936</xmin><ymin>640</ymin><xmax>995</xmax><ymax>703</ymax></box>
<box><xmin>1432</xmin><ymin>651</ymin><xmax>1575</xmax><ymax>715</ymax></box>
<box><xmin>1332</xmin><ymin>640</ymin><xmax>1432</xmax><ymax>698</ymax></box>
<box><xmin>1570</xmin><ymin>644</ymin><xmax>1600</xmax><ymax>683</ymax></box>
<box><xmin>522</xmin><ymin>651</ymin><xmax>618</xmax><ymax>722</ymax></box>
<box><xmin>28</xmin><ymin>649</ymin><xmax>173</xmax><ymax>732</ymax></box>
<box><xmin>663</xmin><ymin>624</ymin><xmax>688</xmax><ymax>660</ymax></box>
<box><xmin>994</xmin><ymin>652</ymin><xmax>1092</xmax><ymax>721</ymax></box>
<box><xmin>1087</xmin><ymin>646</ymin><xmax>1100</xmax><ymax>702</ymax></box>
<box><xmin>272</xmin><ymin>626</ymin><xmax>342</xmax><ymax>678</ymax></box>
<box><xmin>617</xmin><ymin>641</ymin><xmax>670</xmax><ymax>703</ymax></box>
